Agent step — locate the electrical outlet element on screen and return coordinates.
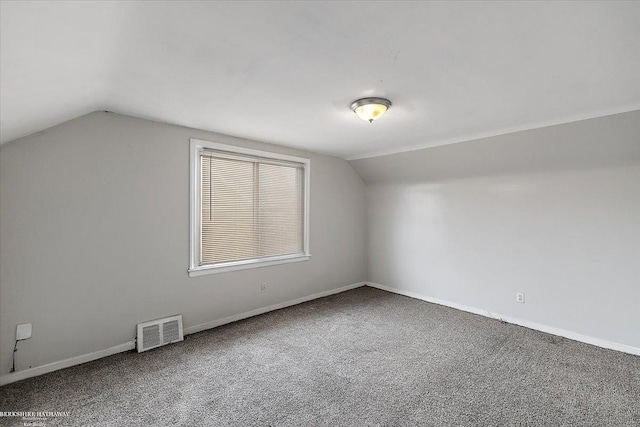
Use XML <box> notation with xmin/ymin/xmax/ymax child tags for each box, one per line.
<box><xmin>516</xmin><ymin>292</ymin><xmax>525</xmax><ymax>303</ymax></box>
<box><xmin>16</xmin><ymin>323</ymin><xmax>32</xmax><ymax>340</ymax></box>
<box><xmin>261</xmin><ymin>283</ymin><xmax>268</xmax><ymax>293</ymax></box>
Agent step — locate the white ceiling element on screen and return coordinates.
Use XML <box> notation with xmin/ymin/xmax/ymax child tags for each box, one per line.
<box><xmin>1</xmin><ymin>1</ymin><xmax>639</xmax><ymax>159</ymax></box>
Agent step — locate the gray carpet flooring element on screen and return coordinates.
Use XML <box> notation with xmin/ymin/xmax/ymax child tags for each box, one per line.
<box><xmin>1</xmin><ymin>286</ymin><xmax>639</xmax><ymax>426</ymax></box>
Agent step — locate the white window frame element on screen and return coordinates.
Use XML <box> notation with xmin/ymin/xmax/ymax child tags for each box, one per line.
<box><xmin>189</xmin><ymin>138</ymin><xmax>310</xmax><ymax>277</ymax></box>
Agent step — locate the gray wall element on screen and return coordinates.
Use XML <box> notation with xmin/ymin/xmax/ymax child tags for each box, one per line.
<box><xmin>351</xmin><ymin>110</ymin><xmax>640</xmax><ymax>350</ymax></box>
<box><xmin>0</xmin><ymin>112</ymin><xmax>367</xmax><ymax>374</ymax></box>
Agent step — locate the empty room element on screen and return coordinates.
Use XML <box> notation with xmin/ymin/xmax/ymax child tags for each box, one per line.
<box><xmin>0</xmin><ymin>1</ymin><xmax>638</xmax><ymax>426</ymax></box>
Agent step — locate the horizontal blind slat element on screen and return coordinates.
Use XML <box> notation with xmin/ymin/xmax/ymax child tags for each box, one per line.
<box><xmin>200</xmin><ymin>153</ymin><xmax>304</xmax><ymax>266</ymax></box>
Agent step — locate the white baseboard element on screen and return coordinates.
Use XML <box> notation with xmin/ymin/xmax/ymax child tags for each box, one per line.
<box><xmin>0</xmin><ymin>341</ymin><xmax>136</xmax><ymax>386</ymax></box>
<box><xmin>366</xmin><ymin>282</ymin><xmax>640</xmax><ymax>356</ymax></box>
<box><xmin>184</xmin><ymin>281</ymin><xmax>366</xmax><ymax>335</ymax></box>
<box><xmin>0</xmin><ymin>281</ymin><xmax>366</xmax><ymax>386</ymax></box>
<box><xmin>8</xmin><ymin>280</ymin><xmax>631</xmax><ymax>387</ymax></box>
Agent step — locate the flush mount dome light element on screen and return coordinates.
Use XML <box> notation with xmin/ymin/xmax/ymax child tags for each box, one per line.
<box><xmin>350</xmin><ymin>97</ymin><xmax>392</xmax><ymax>123</ymax></box>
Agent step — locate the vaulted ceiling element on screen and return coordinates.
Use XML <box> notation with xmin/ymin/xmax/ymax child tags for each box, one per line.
<box><xmin>1</xmin><ymin>1</ymin><xmax>639</xmax><ymax>159</ymax></box>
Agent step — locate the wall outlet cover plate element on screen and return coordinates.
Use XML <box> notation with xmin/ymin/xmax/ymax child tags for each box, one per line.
<box><xmin>16</xmin><ymin>323</ymin><xmax>32</xmax><ymax>340</ymax></box>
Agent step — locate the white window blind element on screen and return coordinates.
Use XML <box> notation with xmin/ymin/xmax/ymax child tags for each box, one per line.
<box><xmin>199</xmin><ymin>150</ymin><xmax>305</xmax><ymax>266</ymax></box>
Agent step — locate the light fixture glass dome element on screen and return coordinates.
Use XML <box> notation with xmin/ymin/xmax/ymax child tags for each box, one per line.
<box><xmin>350</xmin><ymin>97</ymin><xmax>392</xmax><ymax>123</ymax></box>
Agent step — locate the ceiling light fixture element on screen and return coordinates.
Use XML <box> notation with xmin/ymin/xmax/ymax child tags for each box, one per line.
<box><xmin>350</xmin><ymin>97</ymin><xmax>392</xmax><ymax>123</ymax></box>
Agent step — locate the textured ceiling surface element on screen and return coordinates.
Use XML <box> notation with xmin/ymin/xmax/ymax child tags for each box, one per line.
<box><xmin>1</xmin><ymin>1</ymin><xmax>639</xmax><ymax>159</ymax></box>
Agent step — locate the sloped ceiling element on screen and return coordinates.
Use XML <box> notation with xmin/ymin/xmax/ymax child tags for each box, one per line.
<box><xmin>1</xmin><ymin>1</ymin><xmax>639</xmax><ymax>159</ymax></box>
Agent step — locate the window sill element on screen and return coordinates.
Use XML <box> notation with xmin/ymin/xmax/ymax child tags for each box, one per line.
<box><xmin>188</xmin><ymin>254</ymin><xmax>311</xmax><ymax>277</ymax></box>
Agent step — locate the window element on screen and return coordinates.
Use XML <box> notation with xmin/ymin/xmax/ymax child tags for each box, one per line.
<box><xmin>189</xmin><ymin>139</ymin><xmax>310</xmax><ymax>276</ymax></box>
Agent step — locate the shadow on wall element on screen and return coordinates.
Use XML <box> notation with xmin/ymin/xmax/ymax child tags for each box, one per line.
<box><xmin>350</xmin><ymin>110</ymin><xmax>640</xmax><ymax>184</ymax></box>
